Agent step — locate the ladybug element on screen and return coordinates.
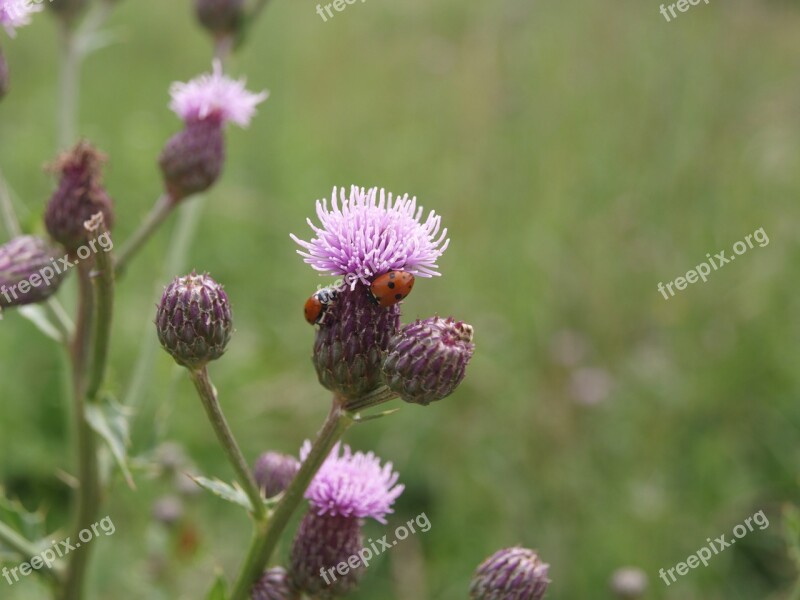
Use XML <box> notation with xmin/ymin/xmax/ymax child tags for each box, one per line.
<box><xmin>304</xmin><ymin>286</ymin><xmax>338</xmax><ymax>325</ymax></box>
<box><xmin>369</xmin><ymin>271</ymin><xmax>415</xmax><ymax>307</ymax></box>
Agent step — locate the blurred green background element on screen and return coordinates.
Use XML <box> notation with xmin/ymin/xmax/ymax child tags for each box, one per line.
<box><xmin>1</xmin><ymin>0</ymin><xmax>799</xmax><ymax>598</ymax></box>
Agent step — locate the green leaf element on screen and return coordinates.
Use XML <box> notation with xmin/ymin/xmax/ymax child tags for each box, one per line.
<box><xmin>190</xmin><ymin>476</ymin><xmax>253</xmax><ymax>512</ymax></box>
<box><xmin>0</xmin><ymin>494</ymin><xmax>46</xmax><ymax>543</ymax></box>
<box><xmin>86</xmin><ymin>394</ymin><xmax>135</xmax><ymax>489</ymax></box>
<box><xmin>16</xmin><ymin>305</ymin><xmax>64</xmax><ymax>343</ymax></box>
<box><xmin>205</xmin><ymin>572</ymin><xmax>228</xmax><ymax>600</ymax></box>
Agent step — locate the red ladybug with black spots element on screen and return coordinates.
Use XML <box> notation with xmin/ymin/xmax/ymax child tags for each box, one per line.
<box><xmin>304</xmin><ymin>286</ymin><xmax>338</xmax><ymax>325</ymax></box>
<box><xmin>369</xmin><ymin>270</ymin><xmax>415</xmax><ymax>307</ymax></box>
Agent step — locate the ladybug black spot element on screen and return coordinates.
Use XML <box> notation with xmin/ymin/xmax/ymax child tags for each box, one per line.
<box><xmin>388</xmin><ymin>282</ymin><xmax>395</xmax><ymax>289</ymax></box>
<box><xmin>389</xmin><ymin>272</ymin><xmax>396</xmax><ymax>279</ymax></box>
<box><xmin>395</xmin><ymin>293</ymin><xmax>404</xmax><ymax>300</ymax></box>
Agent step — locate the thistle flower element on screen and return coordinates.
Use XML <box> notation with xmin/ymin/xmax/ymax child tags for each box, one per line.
<box><xmin>288</xmin><ymin>442</ymin><xmax>403</xmax><ymax>597</ymax></box>
<box><xmin>254</xmin><ymin>452</ymin><xmax>300</xmax><ymax>498</ymax></box>
<box><xmin>155</xmin><ymin>272</ymin><xmax>233</xmax><ymax>369</ymax></box>
<box><xmin>159</xmin><ymin>60</ymin><xmax>267</xmax><ymax>202</ymax></box>
<box><xmin>44</xmin><ymin>141</ymin><xmax>115</xmax><ymax>252</ymax></box>
<box><xmin>292</xmin><ymin>186</ymin><xmax>449</xmax><ymax>399</ymax></box>
<box><xmin>251</xmin><ymin>567</ymin><xmax>293</xmax><ymax>600</ymax></box>
<box><xmin>291</xmin><ymin>186</ymin><xmax>449</xmax><ymax>287</ymax></box>
<box><xmin>0</xmin><ymin>0</ymin><xmax>43</xmax><ymax>37</ymax></box>
<box><xmin>301</xmin><ymin>441</ymin><xmax>404</xmax><ymax>523</ymax></box>
<box><xmin>0</xmin><ymin>235</ymin><xmax>66</xmax><ymax>309</ymax></box>
<box><xmin>469</xmin><ymin>547</ymin><xmax>550</xmax><ymax>600</ymax></box>
<box><xmin>382</xmin><ymin>316</ymin><xmax>474</xmax><ymax>405</ymax></box>
<box><xmin>195</xmin><ymin>0</ymin><xmax>245</xmax><ymax>38</ymax></box>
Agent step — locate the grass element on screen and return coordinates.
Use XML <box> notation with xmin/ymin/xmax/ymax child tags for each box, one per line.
<box><xmin>1</xmin><ymin>0</ymin><xmax>799</xmax><ymax>598</ymax></box>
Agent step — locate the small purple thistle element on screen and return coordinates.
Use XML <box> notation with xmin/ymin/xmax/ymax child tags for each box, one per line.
<box><xmin>290</xmin><ymin>186</ymin><xmax>450</xmax><ymax>287</ymax></box>
<box><xmin>253</xmin><ymin>452</ymin><xmax>301</xmax><ymax>498</ymax></box>
<box><xmin>251</xmin><ymin>567</ymin><xmax>293</xmax><ymax>600</ymax></box>
<box><xmin>0</xmin><ymin>0</ymin><xmax>42</xmax><ymax>37</ymax></box>
<box><xmin>470</xmin><ymin>547</ymin><xmax>550</xmax><ymax>600</ymax></box>
<box><xmin>169</xmin><ymin>60</ymin><xmax>268</xmax><ymax>128</ymax></box>
<box><xmin>301</xmin><ymin>441</ymin><xmax>404</xmax><ymax>525</ymax></box>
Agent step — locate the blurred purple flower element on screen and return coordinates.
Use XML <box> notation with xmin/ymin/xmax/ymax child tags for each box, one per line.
<box><xmin>301</xmin><ymin>441</ymin><xmax>404</xmax><ymax>524</ymax></box>
<box><xmin>0</xmin><ymin>0</ymin><xmax>42</xmax><ymax>37</ymax></box>
<box><xmin>290</xmin><ymin>186</ymin><xmax>450</xmax><ymax>287</ymax></box>
<box><xmin>169</xmin><ymin>60</ymin><xmax>268</xmax><ymax>127</ymax></box>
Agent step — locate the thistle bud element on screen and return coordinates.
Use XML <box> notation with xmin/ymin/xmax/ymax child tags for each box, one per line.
<box><xmin>312</xmin><ymin>283</ymin><xmax>400</xmax><ymax>400</ymax></box>
<box><xmin>159</xmin><ymin>119</ymin><xmax>225</xmax><ymax>203</ymax></box>
<box><xmin>0</xmin><ymin>49</ymin><xmax>8</xmax><ymax>101</ymax></box>
<box><xmin>47</xmin><ymin>0</ymin><xmax>89</xmax><ymax>24</ymax></box>
<box><xmin>0</xmin><ymin>236</ymin><xmax>66</xmax><ymax>309</ymax></box>
<box><xmin>289</xmin><ymin>513</ymin><xmax>363</xmax><ymax>598</ymax></box>
<box><xmin>155</xmin><ymin>272</ymin><xmax>233</xmax><ymax>370</ymax></box>
<box><xmin>195</xmin><ymin>0</ymin><xmax>245</xmax><ymax>38</ymax></box>
<box><xmin>469</xmin><ymin>547</ymin><xmax>550</xmax><ymax>600</ymax></box>
<box><xmin>382</xmin><ymin>316</ymin><xmax>474</xmax><ymax>405</ymax></box>
<box><xmin>44</xmin><ymin>142</ymin><xmax>115</xmax><ymax>252</ymax></box>
<box><xmin>254</xmin><ymin>452</ymin><xmax>300</xmax><ymax>498</ymax></box>
<box><xmin>252</xmin><ymin>567</ymin><xmax>293</xmax><ymax>600</ymax></box>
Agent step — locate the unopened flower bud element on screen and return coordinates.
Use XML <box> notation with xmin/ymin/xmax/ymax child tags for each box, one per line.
<box><xmin>254</xmin><ymin>452</ymin><xmax>300</xmax><ymax>498</ymax></box>
<box><xmin>610</xmin><ymin>567</ymin><xmax>648</xmax><ymax>599</ymax></box>
<box><xmin>159</xmin><ymin>119</ymin><xmax>225</xmax><ymax>203</ymax></box>
<box><xmin>195</xmin><ymin>0</ymin><xmax>245</xmax><ymax>38</ymax></box>
<box><xmin>470</xmin><ymin>547</ymin><xmax>550</xmax><ymax>600</ymax></box>
<box><xmin>44</xmin><ymin>142</ymin><xmax>114</xmax><ymax>252</ymax></box>
<box><xmin>312</xmin><ymin>283</ymin><xmax>400</xmax><ymax>399</ymax></box>
<box><xmin>156</xmin><ymin>272</ymin><xmax>233</xmax><ymax>370</ymax></box>
<box><xmin>382</xmin><ymin>316</ymin><xmax>474</xmax><ymax>405</ymax></box>
<box><xmin>47</xmin><ymin>0</ymin><xmax>89</xmax><ymax>24</ymax></box>
<box><xmin>0</xmin><ymin>49</ymin><xmax>8</xmax><ymax>100</ymax></box>
<box><xmin>252</xmin><ymin>567</ymin><xmax>293</xmax><ymax>600</ymax></box>
<box><xmin>289</xmin><ymin>513</ymin><xmax>363</xmax><ymax>598</ymax></box>
<box><xmin>0</xmin><ymin>236</ymin><xmax>66</xmax><ymax>309</ymax></box>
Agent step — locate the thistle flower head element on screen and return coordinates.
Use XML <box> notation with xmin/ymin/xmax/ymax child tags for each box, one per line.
<box><xmin>254</xmin><ymin>452</ymin><xmax>300</xmax><ymax>498</ymax></box>
<box><xmin>382</xmin><ymin>316</ymin><xmax>475</xmax><ymax>405</ymax></box>
<box><xmin>251</xmin><ymin>567</ymin><xmax>292</xmax><ymax>600</ymax></box>
<box><xmin>470</xmin><ymin>547</ymin><xmax>550</xmax><ymax>600</ymax></box>
<box><xmin>156</xmin><ymin>272</ymin><xmax>233</xmax><ymax>369</ymax></box>
<box><xmin>0</xmin><ymin>0</ymin><xmax>42</xmax><ymax>37</ymax></box>
<box><xmin>195</xmin><ymin>0</ymin><xmax>245</xmax><ymax>38</ymax></box>
<box><xmin>0</xmin><ymin>235</ymin><xmax>66</xmax><ymax>309</ymax></box>
<box><xmin>44</xmin><ymin>141</ymin><xmax>114</xmax><ymax>252</ymax></box>
<box><xmin>301</xmin><ymin>441</ymin><xmax>404</xmax><ymax>524</ymax></box>
<box><xmin>169</xmin><ymin>60</ymin><xmax>268</xmax><ymax>127</ymax></box>
<box><xmin>290</xmin><ymin>186</ymin><xmax>450</xmax><ymax>287</ymax></box>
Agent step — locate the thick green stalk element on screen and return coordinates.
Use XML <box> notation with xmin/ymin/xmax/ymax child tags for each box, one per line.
<box><xmin>86</xmin><ymin>218</ymin><xmax>114</xmax><ymax>401</ymax></box>
<box><xmin>60</xmin><ymin>262</ymin><xmax>101</xmax><ymax>600</ymax></box>
<box><xmin>227</xmin><ymin>397</ymin><xmax>354</xmax><ymax>600</ymax></box>
<box><xmin>189</xmin><ymin>367</ymin><xmax>267</xmax><ymax>522</ymax></box>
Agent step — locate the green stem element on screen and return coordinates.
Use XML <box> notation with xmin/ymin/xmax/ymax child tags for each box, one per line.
<box><xmin>0</xmin><ymin>521</ymin><xmax>66</xmax><ymax>584</ymax></box>
<box><xmin>57</xmin><ymin>21</ymin><xmax>80</xmax><ymax>149</ymax></box>
<box><xmin>60</xmin><ymin>263</ymin><xmax>101</xmax><ymax>600</ymax></box>
<box><xmin>114</xmin><ymin>194</ymin><xmax>175</xmax><ymax>276</ymax></box>
<box><xmin>86</xmin><ymin>219</ymin><xmax>114</xmax><ymax>401</ymax></box>
<box><xmin>343</xmin><ymin>385</ymin><xmax>398</xmax><ymax>412</ymax></box>
<box><xmin>189</xmin><ymin>367</ymin><xmax>267</xmax><ymax>522</ymax></box>
<box><xmin>228</xmin><ymin>398</ymin><xmax>354</xmax><ymax>600</ymax></box>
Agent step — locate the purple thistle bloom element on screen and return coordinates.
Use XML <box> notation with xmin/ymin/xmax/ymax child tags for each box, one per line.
<box><xmin>169</xmin><ymin>60</ymin><xmax>268</xmax><ymax>127</ymax></box>
<box><xmin>0</xmin><ymin>0</ymin><xmax>42</xmax><ymax>37</ymax></box>
<box><xmin>301</xmin><ymin>441</ymin><xmax>404</xmax><ymax>524</ymax></box>
<box><xmin>470</xmin><ymin>547</ymin><xmax>550</xmax><ymax>600</ymax></box>
<box><xmin>290</xmin><ymin>186</ymin><xmax>450</xmax><ymax>286</ymax></box>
